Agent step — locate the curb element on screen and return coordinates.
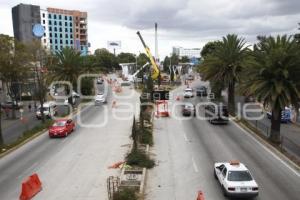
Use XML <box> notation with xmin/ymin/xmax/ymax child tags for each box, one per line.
<box><xmin>0</xmin><ymin>103</ymin><xmax>89</xmax><ymax>159</ymax></box>
<box><xmin>139</xmin><ymin>144</ymin><xmax>149</xmax><ymax>194</ymax></box>
<box><xmin>233</xmin><ymin>119</ymin><xmax>300</xmax><ymax>172</ymax></box>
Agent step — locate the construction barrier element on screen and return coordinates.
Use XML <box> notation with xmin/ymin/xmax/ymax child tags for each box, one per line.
<box><xmin>196</xmin><ymin>191</ymin><xmax>205</xmax><ymax>200</ymax></box>
<box><xmin>19</xmin><ymin>173</ymin><xmax>42</xmax><ymax>200</ymax></box>
<box><xmin>108</xmin><ymin>161</ymin><xmax>124</xmax><ymax>169</ymax></box>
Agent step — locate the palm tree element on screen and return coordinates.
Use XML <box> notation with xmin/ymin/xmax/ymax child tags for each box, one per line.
<box><xmin>48</xmin><ymin>47</ymin><xmax>82</xmax><ymax>105</ymax></box>
<box><xmin>199</xmin><ymin>34</ymin><xmax>250</xmax><ymax>114</ymax></box>
<box><xmin>241</xmin><ymin>35</ymin><xmax>300</xmax><ymax>143</ymax></box>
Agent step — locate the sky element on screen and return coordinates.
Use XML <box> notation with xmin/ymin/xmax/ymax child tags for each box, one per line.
<box><xmin>0</xmin><ymin>0</ymin><xmax>299</xmax><ymax>59</ymax></box>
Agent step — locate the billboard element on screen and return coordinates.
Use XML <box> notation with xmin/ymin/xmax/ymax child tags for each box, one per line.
<box><xmin>107</xmin><ymin>41</ymin><xmax>121</xmax><ymax>49</ymax></box>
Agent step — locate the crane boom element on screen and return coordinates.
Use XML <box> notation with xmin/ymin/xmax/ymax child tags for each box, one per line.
<box><xmin>136</xmin><ymin>31</ymin><xmax>160</xmax><ymax>80</ymax></box>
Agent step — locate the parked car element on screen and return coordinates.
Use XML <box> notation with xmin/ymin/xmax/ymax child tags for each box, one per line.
<box><xmin>196</xmin><ymin>86</ymin><xmax>208</xmax><ymax>97</ymax></box>
<box><xmin>266</xmin><ymin>108</ymin><xmax>290</xmax><ymax>123</ymax></box>
<box><xmin>1</xmin><ymin>101</ymin><xmax>23</xmax><ymax>109</ymax></box>
<box><xmin>36</xmin><ymin>101</ymin><xmax>57</xmax><ymax>119</ymax></box>
<box><xmin>182</xmin><ymin>104</ymin><xmax>196</xmax><ymax>116</ymax></box>
<box><xmin>95</xmin><ymin>93</ymin><xmax>107</xmax><ymax>105</ymax></box>
<box><xmin>184</xmin><ymin>88</ymin><xmax>194</xmax><ymax>98</ymax></box>
<box><xmin>48</xmin><ymin>119</ymin><xmax>75</xmax><ymax>138</ymax></box>
<box><xmin>214</xmin><ymin>160</ymin><xmax>259</xmax><ymax>198</ymax></box>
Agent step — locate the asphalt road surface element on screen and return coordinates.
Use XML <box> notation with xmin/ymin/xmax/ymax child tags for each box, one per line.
<box><xmin>0</xmin><ymin>80</ymin><xmax>140</xmax><ymax>200</ymax></box>
<box><xmin>146</xmin><ymin>81</ymin><xmax>300</xmax><ymax>200</ymax></box>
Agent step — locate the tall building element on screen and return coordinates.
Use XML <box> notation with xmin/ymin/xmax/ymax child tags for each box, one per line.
<box><xmin>172</xmin><ymin>46</ymin><xmax>201</xmax><ymax>58</ymax></box>
<box><xmin>12</xmin><ymin>4</ymin><xmax>41</xmax><ymax>43</ymax></box>
<box><xmin>12</xmin><ymin>4</ymin><xmax>89</xmax><ymax>55</ymax></box>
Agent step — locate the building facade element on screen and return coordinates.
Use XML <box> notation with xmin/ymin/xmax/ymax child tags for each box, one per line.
<box><xmin>12</xmin><ymin>4</ymin><xmax>41</xmax><ymax>43</ymax></box>
<box><xmin>12</xmin><ymin>4</ymin><xmax>89</xmax><ymax>55</ymax></box>
<box><xmin>172</xmin><ymin>46</ymin><xmax>201</xmax><ymax>58</ymax></box>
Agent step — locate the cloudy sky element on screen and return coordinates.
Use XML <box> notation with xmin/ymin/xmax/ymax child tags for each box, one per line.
<box><xmin>0</xmin><ymin>0</ymin><xmax>299</xmax><ymax>58</ymax></box>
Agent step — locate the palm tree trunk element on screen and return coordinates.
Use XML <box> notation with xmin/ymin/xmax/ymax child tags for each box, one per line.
<box><xmin>270</xmin><ymin>108</ymin><xmax>281</xmax><ymax>143</ymax></box>
<box><xmin>0</xmin><ymin>107</ymin><xmax>4</xmax><ymax>148</ymax></box>
<box><xmin>228</xmin><ymin>80</ymin><xmax>236</xmax><ymax>116</ymax></box>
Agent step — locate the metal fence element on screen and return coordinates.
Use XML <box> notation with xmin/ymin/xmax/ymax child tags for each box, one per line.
<box><xmin>245</xmin><ymin>118</ymin><xmax>300</xmax><ymax>159</ymax></box>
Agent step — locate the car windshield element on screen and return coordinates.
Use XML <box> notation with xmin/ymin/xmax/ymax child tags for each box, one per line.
<box><xmin>227</xmin><ymin>170</ymin><xmax>253</xmax><ymax>181</ymax></box>
<box><xmin>53</xmin><ymin>121</ymin><xmax>66</xmax><ymax>127</ymax></box>
<box><xmin>185</xmin><ymin>89</ymin><xmax>192</xmax><ymax>92</ymax></box>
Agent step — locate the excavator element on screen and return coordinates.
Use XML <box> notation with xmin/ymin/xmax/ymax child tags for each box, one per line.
<box><xmin>136</xmin><ymin>31</ymin><xmax>160</xmax><ymax>80</ymax></box>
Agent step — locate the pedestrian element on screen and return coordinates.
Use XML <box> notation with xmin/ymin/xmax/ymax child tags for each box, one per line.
<box><xmin>4</xmin><ymin>107</ymin><xmax>9</xmax><ymax>118</ymax></box>
<box><xmin>28</xmin><ymin>103</ymin><xmax>32</xmax><ymax>112</ymax></box>
<box><xmin>34</xmin><ymin>102</ymin><xmax>37</xmax><ymax>111</ymax></box>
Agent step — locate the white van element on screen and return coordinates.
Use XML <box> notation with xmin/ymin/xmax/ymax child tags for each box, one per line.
<box><xmin>36</xmin><ymin>101</ymin><xmax>57</xmax><ymax>119</ymax></box>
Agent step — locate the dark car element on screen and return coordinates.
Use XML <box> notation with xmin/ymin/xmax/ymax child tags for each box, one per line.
<box><xmin>196</xmin><ymin>86</ymin><xmax>207</xmax><ymax>97</ymax></box>
<box><xmin>205</xmin><ymin>104</ymin><xmax>229</xmax><ymax>124</ymax></box>
<box><xmin>182</xmin><ymin>104</ymin><xmax>196</xmax><ymax>116</ymax></box>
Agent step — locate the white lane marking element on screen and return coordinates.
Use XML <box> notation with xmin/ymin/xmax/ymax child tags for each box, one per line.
<box><xmin>232</xmin><ymin>121</ymin><xmax>300</xmax><ymax>177</ymax></box>
<box><xmin>192</xmin><ymin>157</ymin><xmax>199</xmax><ymax>173</ymax></box>
<box><xmin>183</xmin><ymin>132</ymin><xmax>189</xmax><ymax>142</ymax></box>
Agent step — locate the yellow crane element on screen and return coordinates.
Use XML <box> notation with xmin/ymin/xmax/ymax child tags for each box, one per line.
<box><xmin>137</xmin><ymin>31</ymin><xmax>160</xmax><ymax>80</ymax></box>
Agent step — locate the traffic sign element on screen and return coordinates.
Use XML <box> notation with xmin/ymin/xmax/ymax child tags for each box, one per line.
<box><xmin>32</xmin><ymin>24</ymin><xmax>45</xmax><ymax>38</ymax></box>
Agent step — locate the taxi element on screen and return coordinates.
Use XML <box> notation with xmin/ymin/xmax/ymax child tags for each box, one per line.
<box><xmin>214</xmin><ymin>160</ymin><xmax>259</xmax><ymax>198</ymax></box>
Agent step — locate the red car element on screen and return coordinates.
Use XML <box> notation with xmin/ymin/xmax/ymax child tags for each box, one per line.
<box><xmin>49</xmin><ymin>119</ymin><xmax>75</xmax><ymax>138</ymax></box>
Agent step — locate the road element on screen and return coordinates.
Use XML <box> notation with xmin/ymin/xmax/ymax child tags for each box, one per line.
<box><xmin>146</xmin><ymin>80</ymin><xmax>300</xmax><ymax>200</ymax></box>
<box><xmin>0</xmin><ymin>80</ymin><xmax>140</xmax><ymax>200</ymax></box>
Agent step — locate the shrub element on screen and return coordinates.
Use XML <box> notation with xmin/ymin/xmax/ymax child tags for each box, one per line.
<box><xmin>113</xmin><ymin>188</ymin><xmax>138</xmax><ymax>200</ymax></box>
<box><xmin>139</xmin><ymin>128</ymin><xmax>153</xmax><ymax>146</ymax></box>
<box><xmin>126</xmin><ymin>149</ymin><xmax>155</xmax><ymax>169</ymax></box>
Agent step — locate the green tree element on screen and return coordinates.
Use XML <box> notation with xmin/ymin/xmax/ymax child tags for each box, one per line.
<box><xmin>201</xmin><ymin>41</ymin><xmax>221</xmax><ymax>58</ymax></box>
<box><xmin>199</xmin><ymin>34</ymin><xmax>250</xmax><ymax>114</ymax></box>
<box><xmin>163</xmin><ymin>56</ymin><xmax>170</xmax><ymax>72</ymax></box>
<box><xmin>241</xmin><ymin>35</ymin><xmax>300</xmax><ymax>143</ymax></box>
<box><xmin>180</xmin><ymin>56</ymin><xmax>190</xmax><ymax>63</ymax></box>
<box><xmin>48</xmin><ymin>47</ymin><xmax>82</xmax><ymax>105</ymax></box>
<box><xmin>94</xmin><ymin>48</ymin><xmax>119</xmax><ymax>71</ymax></box>
<box><xmin>117</xmin><ymin>52</ymin><xmax>136</xmax><ymax>63</ymax></box>
<box><xmin>170</xmin><ymin>53</ymin><xmax>179</xmax><ymax>65</ymax></box>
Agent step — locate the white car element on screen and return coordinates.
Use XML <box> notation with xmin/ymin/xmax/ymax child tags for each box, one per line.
<box><xmin>183</xmin><ymin>88</ymin><xmax>194</xmax><ymax>98</ymax></box>
<box><xmin>94</xmin><ymin>93</ymin><xmax>107</xmax><ymax>105</ymax></box>
<box><xmin>214</xmin><ymin>161</ymin><xmax>259</xmax><ymax>198</ymax></box>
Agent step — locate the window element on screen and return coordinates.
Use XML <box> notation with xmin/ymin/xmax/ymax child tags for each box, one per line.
<box><xmin>49</xmin><ymin>21</ymin><xmax>52</xmax><ymax>25</ymax></box>
<box><xmin>60</xmin><ymin>34</ymin><xmax>62</xmax><ymax>38</ymax></box>
<box><xmin>44</xmin><ymin>39</ymin><xmax>46</xmax><ymax>43</ymax></box>
<box><xmin>43</xmin><ymin>33</ymin><xmax>46</xmax><ymax>37</ymax></box>
<box><xmin>49</xmin><ymin>27</ymin><xmax>52</xmax><ymax>31</ymax></box>
<box><xmin>42</xmin><ymin>20</ymin><xmax>45</xmax><ymax>24</ymax></box>
<box><xmin>65</xmin><ymin>22</ymin><xmax>68</xmax><ymax>26</ymax></box>
<box><xmin>65</xmin><ymin>28</ymin><xmax>68</xmax><ymax>32</ymax></box>
<box><xmin>50</xmin><ymin>39</ymin><xmax>52</xmax><ymax>44</ymax></box>
<box><xmin>70</xmin><ymin>28</ymin><xmax>73</xmax><ymax>33</ymax></box>
<box><xmin>54</xmin><ymin>21</ymin><xmax>57</xmax><ymax>25</ymax></box>
<box><xmin>48</xmin><ymin>14</ymin><xmax>51</xmax><ymax>18</ymax></box>
<box><xmin>76</xmin><ymin>17</ymin><xmax>78</xmax><ymax>20</ymax></box>
<box><xmin>59</xmin><ymin>21</ymin><xmax>62</xmax><ymax>26</ymax></box>
<box><xmin>69</xmin><ymin>16</ymin><xmax>72</xmax><ymax>20</ymax></box>
<box><xmin>76</xmin><ymin>29</ymin><xmax>78</xmax><ymax>32</ymax></box>
<box><xmin>60</xmin><ymin>40</ymin><xmax>63</xmax><ymax>44</ymax></box>
<box><xmin>76</xmin><ymin>23</ymin><xmax>78</xmax><ymax>26</ymax></box>
<box><xmin>54</xmin><ymin>14</ymin><xmax>57</xmax><ymax>19</ymax></box>
<box><xmin>70</xmin><ymin>34</ymin><xmax>73</xmax><ymax>38</ymax></box>
<box><xmin>76</xmin><ymin>34</ymin><xmax>79</xmax><ymax>38</ymax></box>
<box><xmin>54</xmin><ymin>33</ymin><xmax>57</xmax><ymax>37</ymax></box>
<box><xmin>50</xmin><ymin>33</ymin><xmax>52</xmax><ymax>37</ymax></box>
<box><xmin>59</xmin><ymin>15</ymin><xmax>62</xmax><ymax>20</ymax></box>
<box><xmin>59</xmin><ymin>28</ymin><xmax>62</xmax><ymax>32</ymax></box>
<box><xmin>66</xmin><ymin>40</ymin><xmax>69</xmax><ymax>44</ymax></box>
<box><xmin>222</xmin><ymin>167</ymin><xmax>227</xmax><ymax>177</ymax></box>
<box><xmin>54</xmin><ymin>27</ymin><xmax>57</xmax><ymax>31</ymax></box>
<box><xmin>65</xmin><ymin>34</ymin><xmax>68</xmax><ymax>38</ymax></box>
<box><xmin>60</xmin><ymin>46</ymin><xmax>63</xmax><ymax>49</ymax></box>
<box><xmin>55</xmin><ymin>39</ymin><xmax>57</xmax><ymax>44</ymax></box>
<box><xmin>70</xmin><ymin>40</ymin><xmax>73</xmax><ymax>44</ymax></box>
<box><xmin>42</xmin><ymin>13</ymin><xmax>45</xmax><ymax>18</ymax></box>
<box><xmin>70</xmin><ymin>22</ymin><xmax>73</xmax><ymax>26</ymax></box>
<box><xmin>55</xmin><ymin>46</ymin><xmax>58</xmax><ymax>50</ymax></box>
<box><xmin>65</xmin><ymin>16</ymin><xmax>67</xmax><ymax>20</ymax></box>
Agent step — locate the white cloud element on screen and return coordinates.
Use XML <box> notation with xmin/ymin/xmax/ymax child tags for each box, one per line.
<box><xmin>0</xmin><ymin>0</ymin><xmax>299</xmax><ymax>58</ymax></box>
